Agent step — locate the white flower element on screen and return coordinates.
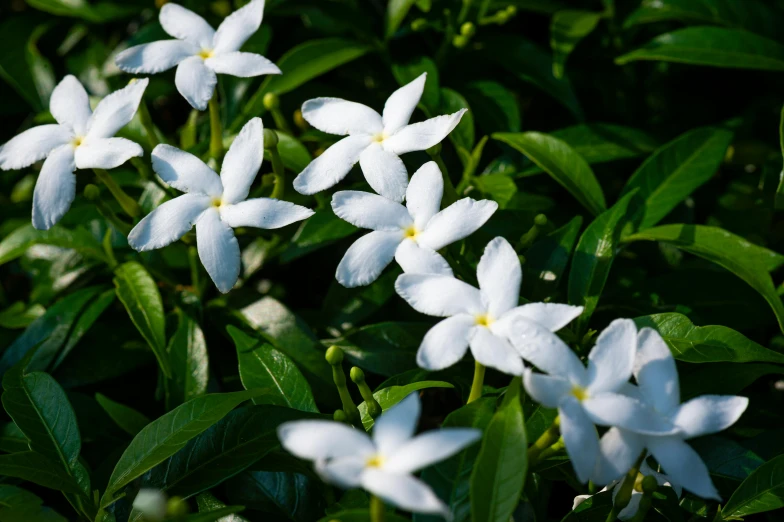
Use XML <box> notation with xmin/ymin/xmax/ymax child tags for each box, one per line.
<box><xmin>115</xmin><ymin>1</ymin><xmax>280</xmax><ymax>111</ymax></box>
<box><xmin>0</xmin><ymin>76</ymin><xmax>148</xmax><ymax>230</ymax></box>
<box><xmin>278</xmin><ymin>393</ymin><xmax>480</xmax><ymax>517</ymax></box>
<box><xmin>331</xmin><ymin>161</ymin><xmax>497</xmax><ymax>287</ymax></box>
<box><xmin>293</xmin><ymin>73</ymin><xmax>466</xmax><ymax>202</ymax></box>
<box><xmin>127</xmin><ymin>118</ymin><xmax>313</xmax><ymax>293</ymax></box>
<box><xmin>591</xmin><ymin>328</ymin><xmax>748</xmax><ymax>499</ymax></box>
<box><xmin>133</xmin><ymin>489</ymin><xmax>168</xmax><ymax>522</ymax></box>
<box><xmin>395</xmin><ymin>237</ymin><xmax>583</xmax><ymax>375</ymax></box>
<box><xmin>513</xmin><ymin>319</ymin><xmax>678</xmax><ymax>483</ymax></box>
<box><xmin>573</xmin><ymin>461</ymin><xmax>681</xmax><ymax>521</ymax></box>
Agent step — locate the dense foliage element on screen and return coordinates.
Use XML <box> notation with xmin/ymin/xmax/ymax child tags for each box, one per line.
<box><xmin>2</xmin><ymin>0</ymin><xmax>784</xmax><ymax>521</ymax></box>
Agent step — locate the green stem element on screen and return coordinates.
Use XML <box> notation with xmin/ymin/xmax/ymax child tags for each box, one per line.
<box><xmin>181</xmin><ymin>109</ymin><xmax>199</xmax><ymax>150</ymax></box>
<box><xmin>629</xmin><ymin>476</ymin><xmax>657</xmax><ymax>522</ymax></box>
<box><xmin>467</xmin><ymin>361</ymin><xmax>486</xmax><ymax>403</ymax></box>
<box><xmin>102</xmin><ymin>229</ymin><xmax>118</xmax><ymax>269</ymax></box>
<box><xmin>269</xmin><ymin>146</ymin><xmax>286</xmax><ymax>200</ymax></box>
<box><xmin>369</xmin><ymin>495</ymin><xmax>386</xmax><ymax>522</ymax></box>
<box><xmin>427</xmin><ymin>147</ymin><xmax>458</xmax><ymax>206</ymax></box>
<box><xmin>605</xmin><ymin>452</ymin><xmax>646</xmax><ymax>522</ymax></box>
<box><xmin>537</xmin><ymin>437</ymin><xmax>565</xmax><ymax>461</ymax></box>
<box><xmin>519</xmin><ymin>214</ymin><xmax>548</xmax><ymax>250</ymax></box>
<box><xmin>527</xmin><ymin>417</ymin><xmax>561</xmax><ymax>466</ymax></box>
<box><xmin>137</xmin><ymin>100</ymin><xmax>160</xmax><ymax>149</ymax></box>
<box><xmin>326</xmin><ymin>347</ymin><xmax>362</xmax><ymax>428</ymax></box>
<box><xmin>351</xmin><ymin>367</ymin><xmax>382</xmax><ymax>419</ymax></box>
<box><xmin>271</xmin><ymin>106</ymin><xmax>293</xmax><ymax>135</ymax></box>
<box><xmin>208</xmin><ymin>92</ymin><xmax>223</xmax><ymax>161</ymax></box>
<box><xmin>93</xmin><ymin>169</ymin><xmax>140</xmax><ymax>219</ymax></box>
<box><xmin>188</xmin><ymin>246</ymin><xmax>200</xmax><ymax>295</ymax></box>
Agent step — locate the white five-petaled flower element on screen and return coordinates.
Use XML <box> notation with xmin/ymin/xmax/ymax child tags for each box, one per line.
<box><xmin>278</xmin><ymin>393</ymin><xmax>480</xmax><ymax>517</ymax></box>
<box><xmin>115</xmin><ymin>1</ymin><xmax>280</xmax><ymax>111</ymax></box>
<box><xmin>127</xmin><ymin>118</ymin><xmax>313</xmax><ymax>293</ymax></box>
<box><xmin>395</xmin><ymin>237</ymin><xmax>583</xmax><ymax>375</ymax></box>
<box><xmin>591</xmin><ymin>328</ymin><xmax>748</xmax><ymax>499</ymax></box>
<box><xmin>573</xmin><ymin>460</ymin><xmax>681</xmax><ymax>521</ymax></box>
<box><xmin>331</xmin><ymin>161</ymin><xmax>497</xmax><ymax>287</ymax></box>
<box><xmin>293</xmin><ymin>73</ymin><xmax>466</xmax><ymax>202</ymax></box>
<box><xmin>513</xmin><ymin>319</ymin><xmax>678</xmax><ymax>483</ymax></box>
<box><xmin>0</xmin><ymin>76</ymin><xmax>148</xmax><ymax>230</ymax></box>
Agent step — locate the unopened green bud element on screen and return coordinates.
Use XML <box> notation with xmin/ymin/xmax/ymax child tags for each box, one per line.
<box><xmin>263</xmin><ymin>128</ymin><xmax>279</xmax><ymax>149</ymax></box>
<box><xmin>333</xmin><ymin>409</ymin><xmax>348</xmax><ymax>423</ymax></box>
<box><xmin>641</xmin><ymin>475</ymin><xmax>658</xmax><ymax>493</ymax></box>
<box><xmin>166</xmin><ymin>496</ymin><xmax>189</xmax><ymax>518</ymax></box>
<box><xmin>534</xmin><ymin>214</ymin><xmax>548</xmax><ymax>227</ymax></box>
<box><xmin>460</xmin><ymin>22</ymin><xmax>475</xmax><ymax>37</ymax></box>
<box><xmin>350</xmin><ymin>367</ymin><xmax>365</xmax><ymax>384</ymax></box>
<box><xmin>326</xmin><ymin>345</ymin><xmax>344</xmax><ymax>365</ymax></box>
<box><xmin>506</xmin><ymin>6</ymin><xmax>517</xmax><ymax>16</ymax></box>
<box><xmin>293</xmin><ymin>109</ymin><xmax>308</xmax><ymax>130</ymax></box>
<box><xmin>452</xmin><ymin>35</ymin><xmax>469</xmax><ymax>49</ymax></box>
<box><xmin>84</xmin><ymin>184</ymin><xmax>101</xmax><ymax>201</ymax></box>
<box><xmin>411</xmin><ymin>18</ymin><xmax>427</xmax><ymax>31</ymax></box>
<box><xmin>263</xmin><ymin>92</ymin><xmax>280</xmax><ymax>110</ymax></box>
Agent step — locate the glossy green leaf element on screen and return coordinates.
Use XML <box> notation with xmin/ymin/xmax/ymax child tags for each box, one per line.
<box><xmin>680</xmin><ymin>362</ymin><xmax>784</xmax><ymax>399</ymax></box>
<box><xmin>0</xmin><ymin>421</ymin><xmax>29</xmax><ymax>453</ymax></box>
<box><xmin>623</xmin><ymin>225</ymin><xmax>784</xmax><ymax>332</ymax></box>
<box><xmin>616</xmin><ymin>27</ymin><xmax>784</xmax><ymax>71</ymax></box>
<box><xmin>95</xmin><ymin>393</ymin><xmax>150</xmax><ymax>437</ymax></box>
<box><xmin>0</xmin><ymin>302</ymin><xmax>45</xmax><ymax>329</ymax></box>
<box><xmin>471</xmin><ymin>379</ymin><xmax>526</xmax><ymax>522</ymax></box>
<box><xmin>226</xmin><ymin>470</ymin><xmax>324</xmax><ymax>522</ymax></box>
<box><xmin>633</xmin><ymin>313</ymin><xmax>784</xmax><ymax>364</ymax></box>
<box><xmin>114</xmin><ymin>261</ymin><xmax>170</xmax><ymax>378</ymax></box>
<box><xmin>26</xmin><ymin>0</ymin><xmax>141</xmax><ymax>22</ymax></box>
<box><xmin>523</xmin><ymin>216</ymin><xmax>583</xmax><ymax>301</ymax></box>
<box><xmin>0</xmin><ymin>17</ymin><xmax>54</xmax><ymax>112</ymax></box>
<box><xmin>166</xmin><ymin>311</ymin><xmax>209</xmax><ymax>410</ymax></box>
<box><xmin>327</xmin><ymin>322</ymin><xmax>429</xmax><ymax>377</ymax></box>
<box><xmin>282</xmin><ymin>209</ymin><xmax>357</xmax><ymax>262</ymax></box>
<box><xmin>320</xmin><ymin>510</ymin><xmax>410</xmax><ymax>522</ymax></box>
<box><xmin>392</xmin><ymin>57</ymin><xmax>439</xmax><ymax>111</ymax></box>
<box><xmin>0</xmin><ymin>484</ymin><xmax>67</xmax><ymax>522</ymax></box>
<box><xmin>494</xmin><ymin>132</ymin><xmax>606</xmax><ymax>215</ymax></box>
<box><xmin>622</xmin><ymin>127</ymin><xmax>734</xmax><ymax>229</ymax></box>
<box><xmin>101</xmin><ymin>390</ymin><xmax>260</xmax><ymax>508</ymax></box>
<box><xmin>464</xmin><ymin>81</ymin><xmax>521</xmax><ymax>133</ymax></box>
<box><xmin>441</xmin><ymin>88</ymin><xmax>474</xmax><ymax>152</ymax></box>
<box><xmin>722</xmin><ymin>453</ymin><xmax>784</xmax><ymax>517</ymax></box>
<box><xmin>0</xmin><ymin>224</ymin><xmax>107</xmax><ymax>266</ymax></box>
<box><xmin>196</xmin><ymin>493</ymin><xmax>249</xmax><ymax>522</ymax></box>
<box><xmin>231</xmin><ymin>327</ymin><xmax>318</xmax><ymax>413</ymax></box>
<box><xmin>551</xmin><ymin>10</ymin><xmax>602</xmax><ymax>78</ymax></box>
<box><xmin>183</xmin><ymin>506</ymin><xmax>246</xmax><ymax>522</ymax></box>
<box><xmin>474</xmin><ymin>174</ymin><xmax>518</xmax><ymax>208</ymax></box>
<box><xmin>321</xmin><ymin>269</ymin><xmax>399</xmax><ymax>330</ymax></box>
<box><xmin>0</xmin><ymin>452</ymin><xmax>82</xmax><ymax>494</ymax></box>
<box><xmin>776</xmin><ymin>103</ymin><xmax>784</xmax><ymax>210</ymax></box>
<box><xmin>386</xmin><ymin>0</ymin><xmax>418</xmax><ymax>39</ymax></box>
<box><xmin>359</xmin><ymin>381</ymin><xmax>454</xmax><ymax>429</ymax></box>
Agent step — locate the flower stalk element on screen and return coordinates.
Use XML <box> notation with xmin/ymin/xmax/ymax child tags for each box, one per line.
<box><xmin>605</xmin><ymin>452</ymin><xmax>647</xmax><ymax>522</ymax></box>
<box><xmin>519</xmin><ymin>214</ymin><xmax>548</xmax><ymax>250</ymax></box>
<box><xmin>527</xmin><ymin>416</ymin><xmax>561</xmax><ymax>466</ymax></box>
<box><xmin>467</xmin><ymin>361</ymin><xmax>486</xmax><ymax>403</ymax></box>
<box><xmin>137</xmin><ymin>99</ymin><xmax>160</xmax><ymax>149</ymax></box>
<box><xmin>264</xmin><ymin>128</ymin><xmax>286</xmax><ymax>199</ymax></box>
<box><xmin>208</xmin><ymin>92</ymin><xmax>223</xmax><ymax>161</ymax></box>
<box><xmin>350</xmin><ymin>367</ymin><xmax>382</xmax><ymax>419</ymax></box>
<box><xmin>92</xmin><ymin>169</ymin><xmax>140</xmax><ymax>219</ymax></box>
<box><xmin>263</xmin><ymin>92</ymin><xmax>292</xmax><ymax>135</ymax></box>
<box><xmin>370</xmin><ymin>495</ymin><xmax>386</xmax><ymax>522</ymax></box>
<box><xmin>326</xmin><ymin>346</ymin><xmax>362</xmax><ymax>428</ymax></box>
<box><xmin>629</xmin><ymin>475</ymin><xmax>658</xmax><ymax>522</ymax></box>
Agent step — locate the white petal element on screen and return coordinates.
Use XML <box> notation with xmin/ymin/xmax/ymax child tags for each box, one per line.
<box><xmin>635</xmin><ymin>328</ymin><xmax>680</xmax><ymax>415</ymax></box>
<box><xmin>315</xmin><ymin>456</ymin><xmax>365</xmax><ymax>489</ymax></box>
<box><xmin>293</xmin><ymin>135</ymin><xmax>371</xmax><ymax>195</ymax></box>
<box><xmin>416</xmin><ymin>315</ymin><xmax>474</xmax><ymax>371</ymax></box>
<box><xmin>476</xmin><ymin>237</ymin><xmax>521</xmax><ymax>318</ymax></box>
<box><xmin>672</xmin><ymin>395</ymin><xmax>748</xmax><ymax>439</ymax></box>
<box><xmin>394</xmin><ymin>240</ymin><xmax>453</xmax><ymax>277</ymax></box>
<box><xmin>359</xmin><ymin>143</ymin><xmax>408</xmax><ymax>203</ymax></box>
<box><xmin>278</xmin><ymin>420</ymin><xmax>375</xmax><ymax>461</ymax></box>
<box><xmin>74</xmin><ymin>138</ymin><xmax>142</xmax><ymax>169</ymax></box>
<box><xmin>592</xmin><ymin>428</ymin><xmax>646</xmax><ymax>486</ymax></box>
<box><xmin>647</xmin><ymin>437</ymin><xmax>719</xmax><ymax>500</ymax></box>
<box><xmin>151</xmin><ymin>144</ymin><xmax>223</xmax><ymax>197</ymax></box>
<box><xmin>507</xmin><ymin>318</ymin><xmax>586</xmax><ymax>384</ymax></box>
<box><xmin>331</xmin><ymin>191</ymin><xmax>412</xmax><ymax>231</ymax></box>
<box><xmin>115</xmin><ymin>41</ymin><xmax>196</xmax><ymax>74</ymax></box>
<box><xmin>175</xmin><ymin>56</ymin><xmax>218</xmax><ymax>111</ymax></box>
<box><xmin>383</xmin><ymin>73</ymin><xmax>426</xmax><ymax>135</ymax></box>
<box><xmin>387</xmin><ymin>429</ymin><xmax>481</xmax><ymax>474</ymax></box>
<box><xmin>395</xmin><ymin>273</ymin><xmax>483</xmax><ymax>317</ymax></box>
<box><xmin>500</xmin><ymin>303</ymin><xmax>583</xmax><ymax>332</ymax></box>
<box><xmin>205</xmin><ymin>52</ymin><xmax>280</xmax><ymax>77</ymax></box>
<box><xmin>586</xmin><ymin>319</ymin><xmax>637</xmax><ymax>394</ymax></box>
<box><xmin>383</xmin><ymin>109</ymin><xmax>468</xmax><ymax>155</ymax></box>
<box><xmin>406</xmin><ymin>161</ymin><xmax>443</xmax><ymax>229</ymax></box>
<box><xmin>336</xmin><ymin>230</ymin><xmax>402</xmax><ymax>288</ymax></box>
<box><xmin>373</xmin><ymin>393</ymin><xmax>420</xmax><ymax>456</ymax></box>
<box><xmin>213</xmin><ymin>0</ymin><xmax>265</xmax><ymax>54</ymax></box>
<box><xmin>0</xmin><ymin>125</ymin><xmax>72</xmax><ymax>170</ymax></box>
<box><xmin>133</xmin><ymin>489</ymin><xmax>168</xmax><ymax>521</ymax></box>
<box><xmin>582</xmin><ymin>393</ymin><xmax>677</xmax><ymax>435</ymax></box>
<box><xmin>301</xmin><ymin>98</ymin><xmax>382</xmax><ymax>136</ymax></box>
<box><xmin>196</xmin><ymin>208</ymin><xmax>240</xmax><ymax>293</ymax></box>
<box><xmin>220</xmin><ymin>198</ymin><xmax>314</xmax><ymax>229</ymax></box>
<box><xmin>573</xmin><ymin>495</ymin><xmax>592</xmax><ymax>511</ymax></box>
<box><xmin>221</xmin><ymin>117</ymin><xmax>263</xmax><ymax>204</ymax></box>
<box><xmin>128</xmin><ymin>193</ymin><xmax>212</xmax><ymax>251</ymax></box>
<box><xmin>361</xmin><ymin>469</ymin><xmax>448</xmax><ymax>516</ymax></box>
<box><xmin>617</xmin><ymin>491</ymin><xmax>642</xmax><ymax>521</ymax></box>
<box><xmin>559</xmin><ymin>396</ymin><xmax>600</xmax><ymax>484</ymax></box>
<box><xmin>31</xmin><ymin>146</ymin><xmax>76</xmax><ymax>231</ymax></box>
<box><xmin>417</xmin><ymin>198</ymin><xmax>498</xmax><ymax>251</ymax></box>
<box><xmin>50</xmin><ymin>76</ymin><xmax>91</xmax><ymax>135</ymax></box>
<box><xmin>86</xmin><ymin>78</ymin><xmax>149</xmax><ymax>140</ymax></box>
<box><xmin>523</xmin><ymin>370</ymin><xmax>571</xmax><ymax>409</ymax></box>
<box><xmin>159</xmin><ymin>3</ymin><xmax>215</xmax><ymax>49</ymax></box>
<box><xmin>469</xmin><ymin>326</ymin><xmax>524</xmax><ymax>375</ymax></box>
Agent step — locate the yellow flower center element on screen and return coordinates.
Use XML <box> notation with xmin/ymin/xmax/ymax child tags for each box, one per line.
<box><xmin>475</xmin><ymin>314</ymin><xmax>493</xmax><ymax>327</ymax></box>
<box><xmin>211</xmin><ymin>197</ymin><xmax>223</xmax><ymax>208</ymax></box>
<box><xmin>403</xmin><ymin>225</ymin><xmax>418</xmax><ymax>239</ymax></box>
<box><xmin>72</xmin><ymin>136</ymin><xmax>84</xmax><ymax>147</ymax></box>
<box><xmin>372</xmin><ymin>132</ymin><xmax>387</xmax><ymax>143</ymax></box>
<box><xmin>198</xmin><ymin>49</ymin><xmax>214</xmax><ymax>60</ymax></box>
<box><xmin>366</xmin><ymin>455</ymin><xmax>386</xmax><ymax>468</ymax></box>
<box><xmin>571</xmin><ymin>385</ymin><xmax>589</xmax><ymax>402</ymax></box>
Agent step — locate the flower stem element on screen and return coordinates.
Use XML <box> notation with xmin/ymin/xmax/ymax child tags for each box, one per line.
<box><xmin>181</xmin><ymin>109</ymin><xmax>199</xmax><ymax>150</ymax></box>
<box><xmin>605</xmin><ymin>452</ymin><xmax>646</xmax><ymax>522</ymax></box>
<box><xmin>208</xmin><ymin>92</ymin><xmax>223</xmax><ymax>161</ymax></box>
<box><xmin>519</xmin><ymin>214</ymin><xmax>548</xmax><ymax>250</ymax></box>
<box><xmin>93</xmin><ymin>169</ymin><xmax>140</xmax><ymax>219</ymax></box>
<box><xmin>427</xmin><ymin>144</ymin><xmax>458</xmax><ymax>206</ymax></box>
<box><xmin>527</xmin><ymin>416</ymin><xmax>561</xmax><ymax>466</ymax></box>
<box><xmin>326</xmin><ymin>346</ymin><xmax>363</xmax><ymax>428</ymax></box>
<box><xmin>369</xmin><ymin>495</ymin><xmax>386</xmax><ymax>522</ymax></box>
<box><xmin>629</xmin><ymin>476</ymin><xmax>658</xmax><ymax>522</ymax></box>
<box><xmin>350</xmin><ymin>367</ymin><xmax>382</xmax><ymax>419</ymax></box>
<box><xmin>467</xmin><ymin>361</ymin><xmax>486</xmax><ymax>403</ymax></box>
<box><xmin>137</xmin><ymin>100</ymin><xmax>160</xmax><ymax>149</ymax></box>
<box><xmin>265</xmin><ymin>129</ymin><xmax>286</xmax><ymax>200</ymax></box>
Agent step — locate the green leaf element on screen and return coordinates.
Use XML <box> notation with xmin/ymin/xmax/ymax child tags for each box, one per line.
<box><xmin>0</xmin><ymin>224</ymin><xmax>107</xmax><ymax>266</ymax></box>
<box><xmin>196</xmin><ymin>493</ymin><xmax>249</xmax><ymax>522</ymax></box>
<box><xmin>464</xmin><ymin>81</ymin><xmax>521</xmax><ymax>133</ymax></box>
<box><xmin>561</xmin><ymin>490</ymin><xmax>612</xmax><ymax>521</ymax></box>
<box><xmin>0</xmin><ymin>484</ymin><xmax>67</xmax><ymax>522</ymax></box>
<box><xmin>680</xmin><ymin>362</ymin><xmax>784</xmax><ymax>399</ymax></box>
<box><xmin>53</xmin><ymin>289</ymin><xmax>115</xmax><ymax>370</ymax></box>
<box><xmin>321</xmin><ymin>269</ymin><xmax>400</xmax><ymax>330</ymax></box>
<box><xmin>0</xmin><ymin>452</ymin><xmax>82</xmax><ymax>495</ymax></box>
<box><xmin>26</xmin><ymin>0</ymin><xmax>141</xmax><ymax>22</ymax></box>
<box><xmin>95</xmin><ymin>393</ymin><xmax>150</xmax><ymax>437</ymax></box>
<box><xmin>550</xmin><ymin>10</ymin><xmax>603</xmax><ymax>78</ymax></box>
<box><xmin>441</xmin><ymin>88</ymin><xmax>474</xmax><ymax>151</ymax></box>
<box><xmin>386</xmin><ymin>0</ymin><xmax>418</xmax><ymax>39</ymax></box>
<box><xmin>568</xmin><ymin>191</ymin><xmax>640</xmax><ymax>330</ymax></box>
<box><xmin>0</xmin><ymin>421</ymin><xmax>29</xmax><ymax>453</ymax></box>
<box><xmin>623</xmin><ymin>225</ymin><xmax>784</xmax><ymax>332</ymax></box>
<box><xmin>166</xmin><ymin>310</ymin><xmax>209</xmax><ymax>410</ymax></box>
<box><xmin>183</xmin><ymin>506</ymin><xmax>246</xmax><ymax>522</ymax></box>
<box><xmin>282</xmin><ymin>209</ymin><xmax>358</xmax><ymax>262</ymax></box>
<box><xmin>722</xmin><ymin>453</ymin><xmax>784</xmax><ymax>518</ymax></box>
<box><xmin>776</xmin><ymin>103</ymin><xmax>784</xmax><ymax>210</ymax></box>
<box><xmin>523</xmin><ymin>216</ymin><xmax>583</xmax><ymax>301</ymax></box>
<box><xmin>494</xmin><ymin>132</ymin><xmax>606</xmax><ymax>215</ymax></box>
<box><xmin>359</xmin><ymin>381</ymin><xmax>454</xmax><ymax>429</ymax></box>
<box><xmin>622</xmin><ymin>127</ymin><xmax>734</xmax><ymax>229</ymax></box>
<box><xmin>0</xmin><ymin>17</ymin><xmax>54</xmax><ymax>112</ymax></box>
<box><xmin>0</xmin><ymin>302</ymin><xmax>45</xmax><ymax>329</ymax></box>
<box><xmin>474</xmin><ymin>174</ymin><xmax>518</xmax><ymax>208</ymax></box>
<box><xmin>226</xmin><ymin>470</ymin><xmax>324</xmax><ymax>522</ymax></box>
<box><xmin>238</xmin><ymin>39</ymin><xmax>371</xmax><ymax>129</ymax></box>
<box><xmin>470</xmin><ymin>379</ymin><xmax>527</xmax><ymax>522</ymax></box>
<box><xmin>327</xmin><ymin>322</ymin><xmax>429</xmax><ymax>377</ymax></box>
<box><xmin>616</xmin><ymin>27</ymin><xmax>784</xmax><ymax>71</ymax></box>
<box><xmin>263</xmin><ymin>132</ymin><xmax>312</xmax><ymax>173</ymax></box>
<box><xmin>633</xmin><ymin>313</ymin><xmax>784</xmax><ymax>364</ymax></box>
<box><xmin>319</xmin><ymin>510</ymin><xmax>410</xmax><ymax>522</ymax></box>
<box><xmin>231</xmin><ymin>327</ymin><xmax>318</xmax><ymax>413</ymax></box>
<box><xmin>114</xmin><ymin>261</ymin><xmax>170</xmax><ymax>378</ymax></box>
<box><xmin>100</xmin><ymin>390</ymin><xmax>260</xmax><ymax>508</ymax></box>
<box><xmin>392</xmin><ymin>57</ymin><xmax>439</xmax><ymax>111</ymax></box>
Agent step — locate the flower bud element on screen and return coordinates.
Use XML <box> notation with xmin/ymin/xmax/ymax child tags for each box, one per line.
<box><xmin>452</xmin><ymin>35</ymin><xmax>469</xmax><ymax>49</ymax></box>
<box><xmin>460</xmin><ymin>22</ymin><xmax>476</xmax><ymax>38</ymax></box>
<box><xmin>411</xmin><ymin>18</ymin><xmax>428</xmax><ymax>31</ymax></box>
<box><xmin>263</xmin><ymin>92</ymin><xmax>280</xmax><ymax>110</ymax></box>
<box><xmin>263</xmin><ymin>128</ymin><xmax>279</xmax><ymax>149</ymax></box>
<box><xmin>325</xmin><ymin>345</ymin><xmax>344</xmax><ymax>365</ymax></box>
<box><xmin>333</xmin><ymin>409</ymin><xmax>348</xmax><ymax>422</ymax></box>
<box><xmin>167</xmin><ymin>496</ymin><xmax>189</xmax><ymax>518</ymax></box>
<box><xmin>641</xmin><ymin>475</ymin><xmax>658</xmax><ymax>494</ymax></box>
<box><xmin>534</xmin><ymin>214</ymin><xmax>548</xmax><ymax>227</ymax></box>
<box><xmin>84</xmin><ymin>184</ymin><xmax>101</xmax><ymax>201</ymax></box>
<box><xmin>349</xmin><ymin>366</ymin><xmax>365</xmax><ymax>384</ymax></box>
<box><xmin>133</xmin><ymin>489</ymin><xmax>167</xmax><ymax>522</ymax></box>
